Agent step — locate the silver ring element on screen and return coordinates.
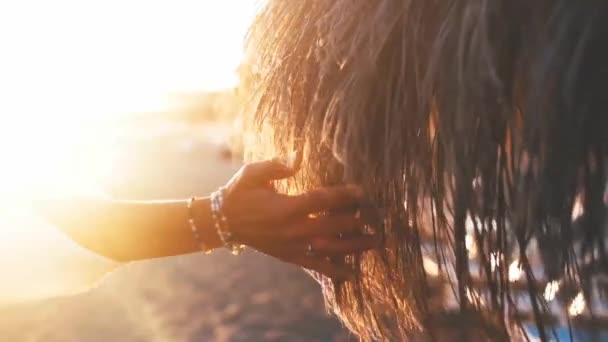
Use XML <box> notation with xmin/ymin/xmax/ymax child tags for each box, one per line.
<box><xmin>306</xmin><ymin>243</ymin><xmax>315</xmax><ymax>257</ymax></box>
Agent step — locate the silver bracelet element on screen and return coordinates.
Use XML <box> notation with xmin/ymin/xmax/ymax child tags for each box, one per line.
<box><xmin>188</xmin><ymin>197</ymin><xmax>210</xmax><ymax>253</ymax></box>
<box><xmin>210</xmin><ymin>186</ymin><xmax>245</xmax><ymax>255</ymax></box>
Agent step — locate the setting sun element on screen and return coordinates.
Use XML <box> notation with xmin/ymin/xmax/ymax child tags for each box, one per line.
<box><xmin>0</xmin><ymin>0</ymin><xmax>259</xmax><ymax>196</ymax></box>
<box><xmin>0</xmin><ymin>0</ymin><xmax>260</xmax><ymax>302</ymax></box>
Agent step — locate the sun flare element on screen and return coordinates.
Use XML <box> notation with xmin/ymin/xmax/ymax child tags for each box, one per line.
<box><xmin>0</xmin><ymin>0</ymin><xmax>258</xmax><ymax>196</ymax></box>
<box><xmin>0</xmin><ymin>0</ymin><xmax>260</xmax><ymax>299</ymax></box>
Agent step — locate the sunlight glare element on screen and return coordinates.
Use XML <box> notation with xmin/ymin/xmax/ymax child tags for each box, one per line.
<box><xmin>465</xmin><ymin>234</ymin><xmax>477</xmax><ymax>258</ymax></box>
<box><xmin>490</xmin><ymin>252</ymin><xmax>502</xmax><ymax>272</ymax></box>
<box><xmin>568</xmin><ymin>292</ymin><xmax>586</xmax><ymax>317</ymax></box>
<box><xmin>0</xmin><ymin>0</ymin><xmax>258</xmax><ymax>195</ymax></box>
<box><xmin>0</xmin><ymin>0</ymin><xmax>259</xmax><ymax>300</ymax></box>
<box><xmin>423</xmin><ymin>256</ymin><xmax>440</xmax><ymax>277</ymax></box>
<box><xmin>508</xmin><ymin>260</ymin><xmax>523</xmax><ymax>282</ymax></box>
<box><xmin>544</xmin><ymin>280</ymin><xmax>561</xmax><ymax>302</ymax></box>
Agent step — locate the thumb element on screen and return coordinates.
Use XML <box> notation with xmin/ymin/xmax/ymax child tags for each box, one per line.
<box><xmin>241</xmin><ymin>157</ymin><xmax>298</xmax><ymax>183</ymax></box>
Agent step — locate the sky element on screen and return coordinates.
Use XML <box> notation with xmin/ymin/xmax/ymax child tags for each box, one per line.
<box><xmin>0</xmin><ymin>0</ymin><xmax>260</xmax><ymax>120</ymax></box>
<box><xmin>0</xmin><ymin>0</ymin><xmax>262</xmax><ymax>196</ymax></box>
<box><xmin>0</xmin><ymin>2</ymin><xmax>264</xmax><ymax>300</ymax></box>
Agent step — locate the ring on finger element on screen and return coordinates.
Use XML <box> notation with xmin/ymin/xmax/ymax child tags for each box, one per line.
<box><xmin>306</xmin><ymin>243</ymin><xmax>315</xmax><ymax>257</ymax></box>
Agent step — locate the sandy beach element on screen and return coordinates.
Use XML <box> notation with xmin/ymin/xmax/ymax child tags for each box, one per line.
<box><xmin>0</xmin><ymin>121</ymin><xmax>353</xmax><ymax>342</ymax></box>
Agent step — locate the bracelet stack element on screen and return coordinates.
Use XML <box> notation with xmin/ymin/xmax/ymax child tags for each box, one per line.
<box><xmin>188</xmin><ymin>197</ymin><xmax>210</xmax><ymax>253</ymax></box>
<box><xmin>210</xmin><ymin>186</ymin><xmax>245</xmax><ymax>255</ymax></box>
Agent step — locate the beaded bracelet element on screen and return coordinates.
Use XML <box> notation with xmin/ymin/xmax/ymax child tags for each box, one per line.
<box><xmin>188</xmin><ymin>197</ymin><xmax>210</xmax><ymax>253</ymax></box>
<box><xmin>210</xmin><ymin>186</ymin><xmax>245</xmax><ymax>255</ymax></box>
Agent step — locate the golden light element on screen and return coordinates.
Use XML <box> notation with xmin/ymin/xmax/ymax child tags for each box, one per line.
<box><xmin>572</xmin><ymin>196</ymin><xmax>584</xmax><ymax>221</ymax></box>
<box><xmin>490</xmin><ymin>252</ymin><xmax>502</xmax><ymax>272</ymax></box>
<box><xmin>0</xmin><ymin>0</ymin><xmax>259</xmax><ymax>301</ymax></box>
<box><xmin>508</xmin><ymin>260</ymin><xmax>523</xmax><ymax>282</ymax></box>
<box><xmin>423</xmin><ymin>256</ymin><xmax>440</xmax><ymax>277</ymax></box>
<box><xmin>568</xmin><ymin>291</ymin><xmax>586</xmax><ymax>317</ymax></box>
<box><xmin>0</xmin><ymin>0</ymin><xmax>259</xmax><ymax>193</ymax></box>
<box><xmin>544</xmin><ymin>280</ymin><xmax>561</xmax><ymax>302</ymax></box>
<box><xmin>465</xmin><ymin>234</ymin><xmax>477</xmax><ymax>257</ymax></box>
<box><xmin>466</xmin><ymin>287</ymin><xmax>485</xmax><ymax>306</ymax></box>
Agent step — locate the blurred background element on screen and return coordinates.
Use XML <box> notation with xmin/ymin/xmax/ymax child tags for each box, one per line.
<box><xmin>0</xmin><ymin>1</ymin><xmax>352</xmax><ymax>341</ymax></box>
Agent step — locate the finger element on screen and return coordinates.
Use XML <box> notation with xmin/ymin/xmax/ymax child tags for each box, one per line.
<box><xmin>251</xmin><ymin>242</ymin><xmax>355</xmax><ymax>280</ymax></box>
<box><xmin>285</xmin><ymin>184</ymin><xmax>365</xmax><ymax>216</ymax></box>
<box><xmin>358</xmin><ymin>201</ymin><xmax>386</xmax><ymax>229</ymax></box>
<box><xmin>293</xmin><ymin>256</ymin><xmax>355</xmax><ymax>281</ymax></box>
<box><xmin>284</xmin><ymin>213</ymin><xmax>364</xmax><ymax>239</ymax></box>
<box><xmin>240</xmin><ymin>159</ymin><xmax>297</xmax><ymax>183</ymax></box>
<box><xmin>311</xmin><ymin>235</ymin><xmax>380</xmax><ymax>256</ymax></box>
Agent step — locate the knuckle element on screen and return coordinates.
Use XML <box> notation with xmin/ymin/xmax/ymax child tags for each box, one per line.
<box><xmin>312</xmin><ymin>237</ymin><xmax>329</xmax><ymax>250</ymax></box>
<box><xmin>334</xmin><ymin>218</ymin><xmax>350</xmax><ymax>232</ymax></box>
<box><xmin>301</xmin><ymin>192</ymin><xmax>324</xmax><ymax>213</ymax></box>
<box><xmin>326</xmin><ymin>217</ymin><xmax>346</xmax><ymax>232</ymax></box>
<box><xmin>307</xmin><ymin>189</ymin><xmax>324</xmax><ymax>204</ymax></box>
<box><xmin>340</xmin><ymin>214</ymin><xmax>359</xmax><ymax>226</ymax></box>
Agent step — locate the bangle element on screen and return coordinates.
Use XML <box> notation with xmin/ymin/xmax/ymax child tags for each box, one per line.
<box><xmin>188</xmin><ymin>197</ymin><xmax>210</xmax><ymax>253</ymax></box>
<box><xmin>210</xmin><ymin>186</ymin><xmax>245</xmax><ymax>255</ymax></box>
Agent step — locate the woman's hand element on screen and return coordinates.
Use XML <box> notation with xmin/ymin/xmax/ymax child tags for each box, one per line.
<box><xmin>220</xmin><ymin>156</ymin><xmax>379</xmax><ymax>281</ymax></box>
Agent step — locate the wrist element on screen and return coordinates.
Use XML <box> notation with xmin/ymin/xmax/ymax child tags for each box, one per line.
<box><xmin>192</xmin><ymin>197</ymin><xmax>223</xmax><ymax>250</ymax></box>
<box><xmin>210</xmin><ymin>186</ymin><xmax>245</xmax><ymax>255</ymax></box>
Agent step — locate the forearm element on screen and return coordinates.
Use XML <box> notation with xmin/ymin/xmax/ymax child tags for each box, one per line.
<box><xmin>36</xmin><ymin>197</ymin><xmax>222</xmax><ymax>262</ymax></box>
